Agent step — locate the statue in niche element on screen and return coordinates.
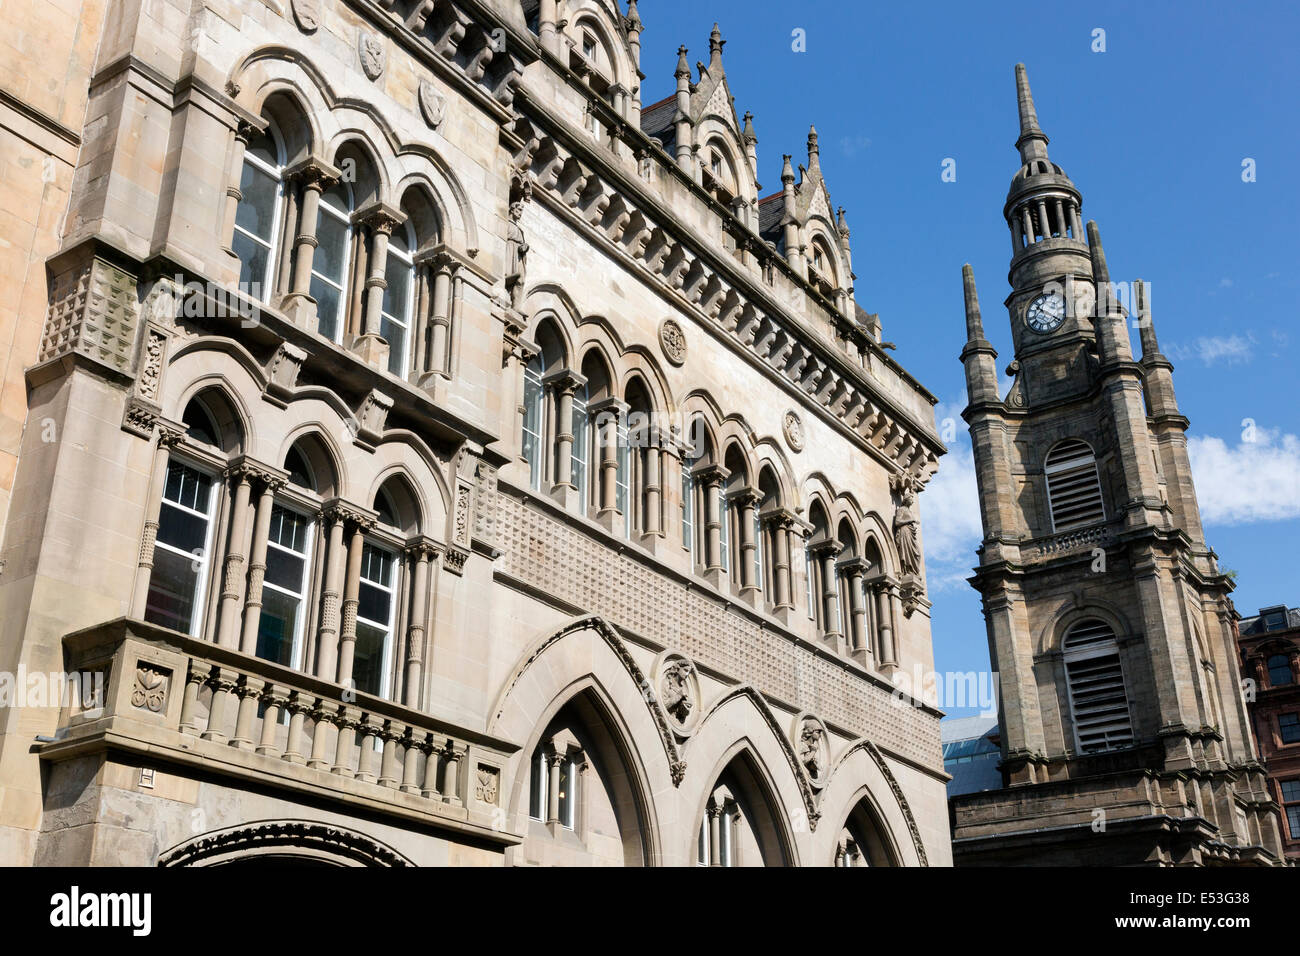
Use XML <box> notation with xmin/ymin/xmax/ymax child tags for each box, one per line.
<box><xmin>798</xmin><ymin>719</ymin><xmax>825</xmax><ymax>778</ymax></box>
<box><xmin>505</xmin><ymin>170</ymin><xmax>532</xmax><ymax>311</ymax></box>
<box><xmin>661</xmin><ymin>658</ymin><xmax>695</xmax><ymax>724</ymax></box>
<box><xmin>892</xmin><ymin>476</ymin><xmax>921</xmax><ymax>577</ymax></box>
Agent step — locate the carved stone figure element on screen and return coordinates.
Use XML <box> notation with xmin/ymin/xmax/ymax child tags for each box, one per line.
<box><xmin>798</xmin><ymin>718</ymin><xmax>825</xmax><ymax>778</ymax></box>
<box><xmin>893</xmin><ymin>478</ymin><xmax>921</xmax><ymax>576</ymax></box>
<box><xmin>505</xmin><ymin>200</ymin><xmax>528</xmax><ymax>310</ymax></box>
<box><xmin>661</xmin><ymin>658</ymin><xmax>695</xmax><ymax>724</ymax></box>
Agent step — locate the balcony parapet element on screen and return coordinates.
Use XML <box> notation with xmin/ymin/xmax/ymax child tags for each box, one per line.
<box><xmin>43</xmin><ymin>618</ymin><xmax>519</xmax><ymax>846</ymax></box>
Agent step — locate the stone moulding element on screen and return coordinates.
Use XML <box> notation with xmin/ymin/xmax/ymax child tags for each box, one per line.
<box><xmin>158</xmin><ymin>820</ymin><xmax>414</xmax><ymax>867</ymax></box>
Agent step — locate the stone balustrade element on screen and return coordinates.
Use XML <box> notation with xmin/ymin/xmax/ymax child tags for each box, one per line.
<box><xmin>1030</xmin><ymin>521</ymin><xmax>1112</xmax><ymax>559</ymax></box>
<box><xmin>45</xmin><ymin>618</ymin><xmax>518</xmax><ymax>845</ymax></box>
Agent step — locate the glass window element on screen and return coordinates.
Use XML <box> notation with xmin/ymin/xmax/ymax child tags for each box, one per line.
<box><xmin>805</xmin><ymin>546</ymin><xmax>816</xmax><ymax>620</ymax></box>
<box><xmin>233</xmin><ymin>128</ymin><xmax>282</xmax><ymax>300</ymax></box>
<box><xmin>616</xmin><ymin>415</ymin><xmax>630</xmax><ymax>538</ymax></box>
<box><xmin>381</xmin><ymin>225</ymin><xmax>414</xmax><ymax>377</ymax></box>
<box><xmin>1283</xmin><ymin>779</ymin><xmax>1300</xmax><ymax>841</ymax></box>
<box><xmin>1267</xmin><ymin>653</ymin><xmax>1293</xmax><ymax>686</ymax></box>
<box><xmin>145</xmin><ymin>462</ymin><xmax>217</xmax><ymax>636</ymax></box>
<box><xmin>753</xmin><ymin>511</ymin><xmax>764</xmax><ymax>594</ymax></box>
<box><xmin>529</xmin><ymin>748</ymin><xmax>547</xmax><ymax>821</ymax></box>
<box><xmin>558</xmin><ymin>753</ymin><xmax>577</xmax><ymax>829</ymax></box>
<box><xmin>522</xmin><ymin>355</ymin><xmax>545</xmax><ymax>491</ymax></box>
<box><xmin>681</xmin><ymin>467</ymin><xmax>695</xmax><ymax>562</ymax></box>
<box><xmin>719</xmin><ymin>806</ymin><xmax>734</xmax><ymax>867</ymax></box>
<box><xmin>256</xmin><ymin>505</ymin><xmax>313</xmax><ymax>669</ymax></box>
<box><xmin>311</xmin><ymin>181</ymin><xmax>352</xmax><ymax>343</ymax></box>
<box><xmin>571</xmin><ymin>382</ymin><xmax>589</xmax><ymax>506</ymax></box>
<box><xmin>718</xmin><ymin>488</ymin><xmax>730</xmax><ymax>574</ymax></box>
<box><xmin>353</xmin><ymin>543</ymin><xmax>396</xmax><ymax>698</ymax></box>
<box><xmin>1280</xmin><ymin>712</ymin><xmax>1300</xmax><ymax>745</ymax></box>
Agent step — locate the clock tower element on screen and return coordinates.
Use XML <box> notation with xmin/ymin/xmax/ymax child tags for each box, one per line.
<box><xmin>950</xmin><ymin>65</ymin><xmax>1286</xmax><ymax>865</ymax></box>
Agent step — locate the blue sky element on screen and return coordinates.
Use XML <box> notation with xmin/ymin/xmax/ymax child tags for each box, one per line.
<box><xmin>642</xmin><ymin>1</ymin><xmax>1300</xmax><ymax>717</ymax></box>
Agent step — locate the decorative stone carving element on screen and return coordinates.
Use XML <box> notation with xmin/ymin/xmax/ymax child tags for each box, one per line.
<box><xmin>782</xmin><ymin>409</ymin><xmax>805</xmax><ymax>452</ymax></box>
<box><xmin>505</xmin><ymin>169</ymin><xmax>532</xmax><ymax>311</ymax></box>
<box><xmin>158</xmin><ymin>821</ymin><xmax>413</xmax><ymax>868</ymax></box>
<box><xmin>453</xmin><ymin>484</ymin><xmax>472</xmax><ymax>547</ymax></box>
<box><xmin>475</xmin><ymin>766</ymin><xmax>499</xmax><ymax>805</ymax></box>
<box><xmin>794</xmin><ymin>714</ymin><xmax>828</xmax><ymax>784</ymax></box>
<box><xmin>356</xmin><ymin>389</ymin><xmax>394</xmax><ymax>443</ymax></box>
<box><xmin>264</xmin><ymin>341</ymin><xmax>308</xmax><ymax>404</ymax></box>
<box><xmin>659</xmin><ymin>318</ymin><xmax>687</xmax><ymax>366</ymax></box>
<box><xmin>136</xmin><ymin>328</ymin><xmax>165</xmax><ymax>401</ymax></box>
<box><xmin>290</xmin><ymin>0</ymin><xmax>321</xmax><ymax>32</ymax></box>
<box><xmin>130</xmin><ymin>665</ymin><xmax>169</xmax><ymax>713</ymax></box>
<box><xmin>41</xmin><ymin>254</ymin><xmax>138</xmax><ymax>373</ymax></box>
<box><xmin>890</xmin><ymin>473</ymin><xmax>921</xmax><ymax>577</ymax></box>
<box><xmin>661</xmin><ymin>658</ymin><xmax>694</xmax><ymax>724</ymax></box>
<box><xmin>442</xmin><ymin>545</ymin><xmax>469</xmax><ymax>576</ymax></box>
<box><xmin>358</xmin><ymin>33</ymin><xmax>385</xmax><ymax>81</ymax></box>
<box><xmin>472</xmin><ymin>459</ymin><xmax>498</xmax><ymax>548</ymax></box>
<box><xmin>418</xmin><ymin>80</ymin><xmax>446</xmax><ymax>129</ymax></box>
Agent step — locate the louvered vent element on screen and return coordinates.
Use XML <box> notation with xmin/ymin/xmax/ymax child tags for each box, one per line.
<box><xmin>1044</xmin><ymin>439</ymin><xmax>1106</xmax><ymax>531</ymax></box>
<box><xmin>1063</xmin><ymin>619</ymin><xmax>1133</xmax><ymax>754</ymax></box>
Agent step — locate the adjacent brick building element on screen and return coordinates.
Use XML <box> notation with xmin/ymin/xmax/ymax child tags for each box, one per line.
<box><xmin>1237</xmin><ymin>605</ymin><xmax>1300</xmax><ymax>862</ymax></box>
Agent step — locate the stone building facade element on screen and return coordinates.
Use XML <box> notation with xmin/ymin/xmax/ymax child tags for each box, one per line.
<box><xmin>1236</xmin><ymin>605</ymin><xmax>1300</xmax><ymax>862</ymax></box>
<box><xmin>949</xmin><ymin>65</ymin><xmax>1286</xmax><ymax>866</ymax></box>
<box><xmin>0</xmin><ymin>0</ymin><xmax>950</xmax><ymax>866</ymax></box>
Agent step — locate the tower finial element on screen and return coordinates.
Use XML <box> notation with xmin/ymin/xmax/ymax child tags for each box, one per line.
<box><xmin>1086</xmin><ymin>220</ymin><xmax>1111</xmax><ymax>289</ymax></box>
<box><xmin>625</xmin><ymin>0</ymin><xmax>642</xmax><ymax>33</ymax></box>
<box><xmin>781</xmin><ymin>153</ymin><xmax>795</xmax><ymax>184</ymax></box>
<box><xmin>1014</xmin><ymin>63</ymin><xmax>1050</xmax><ymax>163</ymax></box>
<box><xmin>962</xmin><ymin>264</ymin><xmax>985</xmax><ymax>341</ymax></box>
<box><xmin>710</xmin><ymin>23</ymin><xmax>725</xmax><ymax>66</ymax></box>
<box><xmin>1135</xmin><ymin>279</ymin><xmax>1161</xmax><ymax>356</ymax></box>
<box><xmin>742</xmin><ymin>110</ymin><xmax>756</xmax><ymax>144</ymax></box>
<box><xmin>807</xmin><ymin>125</ymin><xmax>820</xmax><ymax>168</ymax></box>
<box><xmin>675</xmin><ymin>45</ymin><xmax>690</xmax><ymax>79</ymax></box>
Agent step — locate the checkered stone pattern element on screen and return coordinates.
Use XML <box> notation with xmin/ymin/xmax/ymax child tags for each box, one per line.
<box><xmin>498</xmin><ymin>492</ymin><xmax>941</xmax><ymax>770</ymax></box>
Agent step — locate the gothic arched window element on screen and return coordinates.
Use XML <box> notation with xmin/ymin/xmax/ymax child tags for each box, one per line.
<box><xmin>1063</xmin><ymin>618</ymin><xmax>1133</xmax><ymax>754</ymax></box>
<box><xmin>1044</xmin><ymin>439</ymin><xmax>1106</xmax><ymax>531</ymax></box>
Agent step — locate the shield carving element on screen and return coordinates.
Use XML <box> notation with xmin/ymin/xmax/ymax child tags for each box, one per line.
<box><xmin>358</xmin><ymin>33</ymin><xmax>385</xmax><ymax>81</ymax></box>
<box><xmin>290</xmin><ymin>0</ymin><xmax>320</xmax><ymax>32</ymax></box>
<box><xmin>418</xmin><ymin>81</ymin><xmax>445</xmax><ymax>129</ymax></box>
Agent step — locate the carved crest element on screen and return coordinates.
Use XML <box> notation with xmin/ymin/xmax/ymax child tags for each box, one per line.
<box><xmin>358</xmin><ymin>33</ymin><xmax>385</xmax><ymax>81</ymax></box>
<box><xmin>783</xmin><ymin>410</ymin><xmax>805</xmax><ymax>452</ymax></box>
<box><xmin>418</xmin><ymin>81</ymin><xmax>445</xmax><ymax>129</ymax></box>
<box><xmin>290</xmin><ymin>0</ymin><xmax>321</xmax><ymax>32</ymax></box>
<box><xmin>659</xmin><ymin>319</ymin><xmax>687</xmax><ymax>366</ymax></box>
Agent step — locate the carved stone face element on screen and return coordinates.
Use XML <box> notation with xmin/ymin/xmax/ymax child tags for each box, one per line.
<box><xmin>798</xmin><ymin>720</ymin><xmax>825</xmax><ymax>777</ymax></box>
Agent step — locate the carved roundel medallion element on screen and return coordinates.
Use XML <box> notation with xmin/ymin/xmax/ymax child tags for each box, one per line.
<box><xmin>659</xmin><ymin>318</ymin><xmax>687</xmax><ymax>366</ymax></box>
<box><xmin>290</xmin><ymin>0</ymin><xmax>321</xmax><ymax>32</ymax></box>
<box><xmin>358</xmin><ymin>33</ymin><xmax>385</xmax><ymax>81</ymax></box>
<box><xmin>418</xmin><ymin>81</ymin><xmax>446</xmax><ymax>129</ymax></box>
<box><xmin>783</xmin><ymin>409</ymin><xmax>805</xmax><ymax>452</ymax></box>
<box><xmin>653</xmin><ymin>651</ymin><xmax>701</xmax><ymax>736</ymax></box>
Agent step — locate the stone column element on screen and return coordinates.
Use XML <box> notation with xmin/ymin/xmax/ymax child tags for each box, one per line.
<box><xmin>590</xmin><ymin>397</ymin><xmax>627</xmax><ymax>532</ymax></box>
<box><xmin>1036</xmin><ymin>200</ymin><xmax>1051</xmax><ymax>240</ymax></box>
<box><xmin>354</xmin><ymin>203</ymin><xmax>405</xmax><ymax>369</ymax></box>
<box><xmin>420</xmin><ymin>252</ymin><xmax>456</xmax><ymax>382</ymax></box>
<box><xmin>875</xmin><ymin>579</ymin><xmax>899</xmax><ymax>671</ymax></box>
<box><xmin>813</xmin><ymin>540</ymin><xmax>844</xmax><ymax>649</ymax></box>
<box><xmin>441</xmin><ymin>740</ymin><xmax>462</xmax><ymax>806</ymax></box>
<box><xmin>767</xmin><ymin>511</ymin><xmax>795</xmax><ymax>614</ymax></box>
<box><xmin>403</xmin><ymin>540</ymin><xmax>438</xmax><ymax>709</ymax></box>
<box><xmin>280</xmin><ymin>158</ymin><xmax>340</xmax><ymax>327</ymax></box>
<box><xmin>841</xmin><ymin>557</ymin><xmax>871</xmax><ymax>668</ymax></box>
<box><xmin>240</xmin><ymin>472</ymin><xmax>285</xmax><ymax>655</ymax></box>
<box><xmin>707</xmin><ymin>802</ymin><xmax>722</xmax><ymax>867</ymax></box>
<box><xmin>547</xmin><ymin>749</ymin><xmax>563</xmax><ymax>825</ymax></box>
<box><xmin>336</xmin><ymin>519</ymin><xmax>372</xmax><ymax>688</ymax></box>
<box><xmin>641</xmin><ymin>431</ymin><xmax>663</xmax><ymax>542</ymax></box>
<box><xmin>696</xmin><ymin>465</ymin><xmax>728</xmax><ymax>582</ymax></box>
<box><xmin>131</xmin><ymin>423</ymin><xmax>184</xmax><ymax>618</ymax></box>
<box><xmin>544</xmin><ymin>368</ymin><xmax>585</xmax><ymax>511</ymax></box>
<box><xmin>736</xmin><ymin>490</ymin><xmax>761</xmax><ymax>605</ymax></box>
<box><xmin>222</xmin><ymin>120</ymin><xmax>256</xmax><ymax>259</ymax></box>
<box><xmin>217</xmin><ymin>464</ymin><xmax>255</xmax><ymax>648</ymax></box>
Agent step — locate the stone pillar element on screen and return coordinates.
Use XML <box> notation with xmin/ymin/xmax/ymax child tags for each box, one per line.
<box><xmin>842</xmin><ymin>557</ymin><xmax>872</xmax><ymax>668</ymax></box>
<box><xmin>336</xmin><ymin>520</ymin><xmax>371</xmax><ymax>688</ymax></box>
<box><xmin>590</xmin><ymin>397</ymin><xmax>627</xmax><ymax>532</ymax></box>
<box><xmin>736</xmin><ymin>490</ymin><xmax>761</xmax><ymax>605</ymax></box>
<box><xmin>707</xmin><ymin>802</ymin><xmax>722</xmax><ymax>867</ymax></box>
<box><xmin>131</xmin><ymin>423</ymin><xmax>184</xmax><ymax>617</ymax></box>
<box><xmin>545</xmin><ymin>368</ymin><xmax>585</xmax><ymax>511</ymax></box>
<box><xmin>217</xmin><ymin>464</ymin><xmax>254</xmax><ymax>648</ymax></box>
<box><xmin>1036</xmin><ymin>200</ymin><xmax>1051</xmax><ymax>240</ymax></box>
<box><xmin>1020</xmin><ymin>206</ymin><xmax>1034</xmax><ymax>244</ymax></box>
<box><xmin>420</xmin><ymin>253</ymin><xmax>455</xmax><ymax>381</ymax></box>
<box><xmin>354</xmin><ymin>204</ymin><xmax>405</xmax><ymax>369</ymax></box>
<box><xmin>641</xmin><ymin>434</ymin><xmax>663</xmax><ymax>541</ymax></box>
<box><xmin>538</xmin><ymin>0</ymin><xmax>559</xmax><ymax>54</ymax></box>
<box><xmin>280</xmin><ymin>159</ymin><xmax>340</xmax><ymax>327</ymax></box>
<box><xmin>240</xmin><ymin>473</ymin><xmax>284</xmax><ymax>655</ymax></box>
<box><xmin>768</xmin><ymin>512</ymin><xmax>795</xmax><ymax>613</ymax></box>
<box><xmin>314</xmin><ymin>507</ymin><xmax>349</xmax><ymax>680</ymax></box>
<box><xmin>221</xmin><ymin>120</ymin><xmax>256</xmax><ymax>259</ymax></box>
<box><xmin>813</xmin><ymin>540</ymin><xmax>844</xmax><ymax>651</ymax></box>
<box><xmin>697</xmin><ymin>465</ymin><xmax>729</xmax><ymax>583</ymax></box>
<box><xmin>547</xmin><ymin>749</ymin><xmax>563</xmax><ymax>825</ymax></box>
<box><xmin>441</xmin><ymin>740</ymin><xmax>462</xmax><ymax>806</ymax></box>
<box><xmin>403</xmin><ymin>540</ymin><xmax>437</xmax><ymax>709</ymax></box>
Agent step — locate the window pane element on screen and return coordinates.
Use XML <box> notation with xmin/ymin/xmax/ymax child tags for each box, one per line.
<box><xmin>236</xmin><ymin>164</ymin><xmax>278</xmax><ymax>239</ymax></box>
<box><xmin>1280</xmin><ymin>713</ymin><xmax>1300</xmax><ymax>744</ymax></box>
<box><xmin>558</xmin><ymin>756</ymin><xmax>575</xmax><ymax>828</ymax></box>
<box><xmin>1280</xmin><ymin>779</ymin><xmax>1300</xmax><ymax>802</ymax></box>
<box><xmin>383</xmin><ymin>256</ymin><xmax>411</xmax><ymax>319</ymax></box>
<box><xmin>1288</xmin><ymin>806</ymin><xmax>1300</xmax><ymax>841</ymax></box>
<box><xmin>312</xmin><ymin>276</ymin><xmax>341</xmax><ymax>341</ymax></box>
<box><xmin>157</xmin><ymin>501</ymin><xmax>209</xmax><ymax>559</ymax></box>
<box><xmin>352</xmin><ymin>621</ymin><xmax>389</xmax><ymax>697</ymax></box>
<box><xmin>358</xmin><ymin>580</ymin><xmax>392</xmax><ymax>625</ymax></box>
<box><xmin>381</xmin><ymin>315</ymin><xmax>407</xmax><ymax>376</ymax></box>
<box><xmin>144</xmin><ymin>546</ymin><xmax>202</xmax><ymax>633</ymax></box>
<box><xmin>529</xmin><ymin>749</ymin><xmax>546</xmax><ymax>820</ymax></box>
<box><xmin>522</xmin><ymin>368</ymin><xmax>544</xmax><ymax>491</ymax></box>
<box><xmin>313</xmin><ymin>212</ymin><xmax>348</xmax><ymax>283</ymax></box>
<box><xmin>1268</xmin><ymin>654</ymin><xmax>1293</xmax><ymax>686</ymax></box>
<box><xmin>257</xmin><ymin>589</ymin><xmax>300</xmax><ymax>667</ymax></box>
<box><xmin>233</xmin><ymin>230</ymin><xmax>270</xmax><ymax>293</ymax></box>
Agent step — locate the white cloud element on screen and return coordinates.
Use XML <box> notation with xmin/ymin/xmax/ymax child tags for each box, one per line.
<box><xmin>1218</xmin><ymin>277</ymin><xmax>1234</xmax><ymax>288</ymax></box>
<box><xmin>918</xmin><ymin>445</ymin><xmax>984</xmax><ymax>591</ymax></box>
<box><xmin>1168</xmin><ymin>334</ymin><xmax>1255</xmax><ymax>366</ymax></box>
<box><xmin>1187</xmin><ymin>429</ymin><xmax>1300</xmax><ymax>525</ymax></box>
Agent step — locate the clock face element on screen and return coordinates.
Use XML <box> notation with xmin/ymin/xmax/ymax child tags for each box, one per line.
<box><xmin>1026</xmin><ymin>291</ymin><xmax>1066</xmax><ymax>333</ymax></box>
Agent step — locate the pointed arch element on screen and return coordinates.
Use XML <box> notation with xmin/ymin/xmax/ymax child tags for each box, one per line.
<box><xmin>280</xmin><ymin>428</ymin><xmax>340</xmax><ymax>498</ymax></box>
<box><xmin>690</xmin><ymin>740</ymin><xmax>799</xmax><ymax>866</ymax></box>
<box><xmin>821</xmin><ymin>738</ymin><xmax>932</xmax><ymax>866</ymax></box>
<box><xmin>158</xmin><ymin>820</ymin><xmax>413</xmax><ymax>867</ymax></box>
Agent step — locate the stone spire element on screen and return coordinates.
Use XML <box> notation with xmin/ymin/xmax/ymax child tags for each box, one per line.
<box><xmin>742</xmin><ymin>110</ymin><xmax>756</xmax><ymax>145</ymax></box>
<box><xmin>709</xmin><ymin>22</ymin><xmax>725</xmax><ymax>70</ymax></box>
<box><xmin>674</xmin><ymin>44</ymin><xmax>690</xmax><ymax>79</ymax></box>
<box><xmin>807</xmin><ymin>125</ymin><xmax>820</xmax><ymax>172</ymax></box>
<box><xmin>1014</xmin><ymin>62</ymin><xmax>1050</xmax><ymax>163</ymax></box>
<box><xmin>960</xmin><ymin>264</ymin><xmax>999</xmax><ymax>405</ymax></box>
<box><xmin>1087</xmin><ymin>220</ymin><xmax>1133</xmax><ymax>363</ymax></box>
